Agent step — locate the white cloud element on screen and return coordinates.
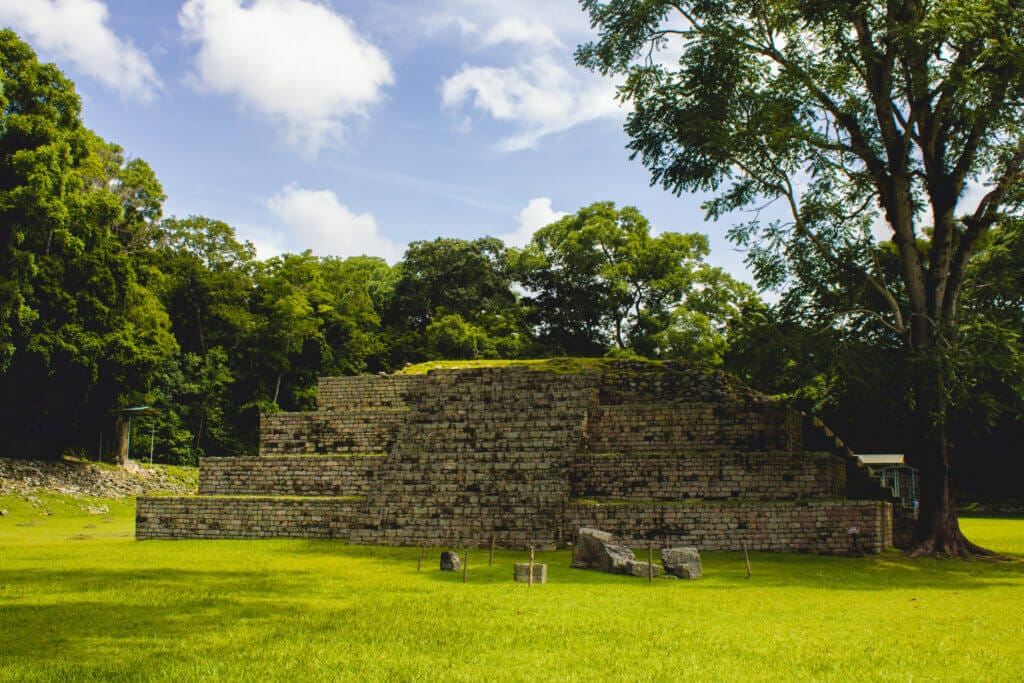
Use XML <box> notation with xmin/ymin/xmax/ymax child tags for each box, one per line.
<box><xmin>266</xmin><ymin>185</ymin><xmax>402</xmax><ymax>262</ymax></box>
<box><xmin>424</xmin><ymin>2</ymin><xmax>625</xmax><ymax>151</ymax></box>
<box><xmin>499</xmin><ymin>197</ymin><xmax>567</xmax><ymax>248</ymax></box>
<box><xmin>179</xmin><ymin>0</ymin><xmax>394</xmax><ymax>155</ymax></box>
<box><xmin>480</xmin><ymin>17</ymin><xmax>563</xmax><ymax>49</ymax></box>
<box><xmin>236</xmin><ymin>223</ymin><xmax>287</xmax><ymax>261</ymax></box>
<box><xmin>442</xmin><ymin>57</ymin><xmax>622</xmax><ymax>151</ymax></box>
<box><xmin>425</xmin><ymin>1</ymin><xmax>589</xmax><ymax>41</ymax></box>
<box><xmin>0</xmin><ymin>0</ymin><xmax>161</xmax><ymax>102</ymax></box>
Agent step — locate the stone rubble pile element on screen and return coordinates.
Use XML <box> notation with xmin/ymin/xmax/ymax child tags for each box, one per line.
<box><xmin>0</xmin><ymin>458</ymin><xmax>196</xmax><ymax>499</ymax></box>
<box><xmin>571</xmin><ymin>528</ymin><xmax>663</xmax><ymax>578</ymax></box>
<box><xmin>572</xmin><ymin>527</ymin><xmax>703</xmax><ymax>579</ymax></box>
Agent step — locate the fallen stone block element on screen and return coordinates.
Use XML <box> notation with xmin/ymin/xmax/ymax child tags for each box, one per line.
<box><xmin>624</xmin><ymin>560</ymin><xmax>661</xmax><ymax>578</ymax></box>
<box><xmin>572</xmin><ymin>527</ymin><xmax>636</xmax><ymax>573</ymax></box>
<box><xmin>661</xmin><ymin>547</ymin><xmax>703</xmax><ymax>579</ymax></box>
<box><xmin>440</xmin><ymin>550</ymin><xmax>461</xmax><ymax>571</ymax></box>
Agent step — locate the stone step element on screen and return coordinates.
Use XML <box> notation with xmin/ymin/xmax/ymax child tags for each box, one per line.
<box><xmin>136</xmin><ymin>495</ymin><xmax>364</xmax><ymax>540</ymax></box>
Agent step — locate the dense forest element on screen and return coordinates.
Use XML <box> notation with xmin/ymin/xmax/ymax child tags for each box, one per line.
<box><xmin>1</xmin><ymin>30</ymin><xmax>1020</xmax><ymax>499</ymax></box>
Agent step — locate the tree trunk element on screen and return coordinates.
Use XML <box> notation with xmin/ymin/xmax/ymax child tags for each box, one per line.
<box><xmin>906</xmin><ymin>351</ymin><xmax>995</xmax><ymax>558</ymax></box>
<box><xmin>272</xmin><ymin>372</ymin><xmax>283</xmax><ymax>406</ymax></box>
<box><xmin>112</xmin><ymin>414</ymin><xmax>130</xmax><ymax>469</ymax></box>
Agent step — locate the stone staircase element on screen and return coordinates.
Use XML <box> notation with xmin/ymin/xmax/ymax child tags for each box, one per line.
<box><xmin>137</xmin><ymin>362</ymin><xmax>911</xmax><ymax>554</ymax></box>
<box><xmin>350</xmin><ymin>367</ymin><xmax>600</xmax><ymax>548</ymax></box>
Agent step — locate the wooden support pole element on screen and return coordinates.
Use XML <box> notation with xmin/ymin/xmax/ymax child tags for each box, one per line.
<box><xmin>743</xmin><ymin>543</ymin><xmax>751</xmax><ymax>579</ymax></box>
<box><xmin>417</xmin><ymin>542</ymin><xmax>425</xmax><ymax>572</ymax></box>
<box><xmin>648</xmin><ymin>543</ymin><xmax>654</xmax><ymax>583</ymax></box>
<box><xmin>528</xmin><ymin>546</ymin><xmax>535</xmax><ymax>588</ymax></box>
<box><xmin>463</xmin><ymin>549</ymin><xmax>469</xmax><ymax>583</ymax></box>
<box><xmin>489</xmin><ymin>536</ymin><xmax>495</xmax><ymax>566</ymax></box>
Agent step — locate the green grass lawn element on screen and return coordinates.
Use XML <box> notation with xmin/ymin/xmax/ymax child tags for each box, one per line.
<box><xmin>1</xmin><ymin>494</ymin><xmax>1022</xmax><ymax>681</ymax></box>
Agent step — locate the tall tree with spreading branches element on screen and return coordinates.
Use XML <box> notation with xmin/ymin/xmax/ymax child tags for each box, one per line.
<box><xmin>578</xmin><ymin>0</ymin><xmax>1024</xmax><ymax>556</ymax></box>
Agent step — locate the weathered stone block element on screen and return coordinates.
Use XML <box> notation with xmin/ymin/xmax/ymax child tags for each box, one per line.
<box><xmin>661</xmin><ymin>547</ymin><xmax>702</xmax><ymax>579</ymax></box>
<box><xmin>623</xmin><ymin>560</ymin><xmax>661</xmax><ymax>578</ymax></box>
<box><xmin>513</xmin><ymin>563</ymin><xmax>547</xmax><ymax>583</ymax></box>
<box><xmin>440</xmin><ymin>551</ymin><xmax>461</xmax><ymax>571</ymax></box>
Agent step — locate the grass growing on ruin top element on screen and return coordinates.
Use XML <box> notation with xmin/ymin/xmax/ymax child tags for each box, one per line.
<box><xmin>398</xmin><ymin>357</ymin><xmax>631</xmax><ymax>375</ymax></box>
<box><xmin>1</xmin><ymin>495</ymin><xmax>1023</xmax><ymax>682</ymax></box>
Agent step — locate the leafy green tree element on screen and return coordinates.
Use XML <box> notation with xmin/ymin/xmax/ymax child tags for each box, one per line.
<box><xmin>578</xmin><ymin>0</ymin><xmax>1024</xmax><ymax>556</ymax></box>
<box><xmin>384</xmin><ymin>237</ymin><xmax>525</xmax><ymax>365</ymax></box>
<box><xmin>145</xmin><ymin>216</ymin><xmax>260</xmax><ymax>459</ymax></box>
<box><xmin>154</xmin><ymin>216</ymin><xmax>257</xmax><ymax>356</ymax></box>
<box><xmin>249</xmin><ymin>251</ymin><xmax>383</xmax><ymax>409</ymax></box>
<box><xmin>425</xmin><ymin>313</ymin><xmax>498</xmax><ymax>360</ymax></box>
<box><xmin>0</xmin><ymin>31</ymin><xmax>177</xmax><ymax>459</ymax></box>
<box><xmin>517</xmin><ymin>201</ymin><xmax>753</xmax><ymax>361</ymax></box>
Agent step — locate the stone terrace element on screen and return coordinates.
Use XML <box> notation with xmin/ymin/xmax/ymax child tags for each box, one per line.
<box><xmin>137</xmin><ymin>361</ymin><xmax>911</xmax><ymax>554</ymax></box>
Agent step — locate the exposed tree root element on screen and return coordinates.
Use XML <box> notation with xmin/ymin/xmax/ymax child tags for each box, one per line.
<box><xmin>906</xmin><ymin>530</ymin><xmax>1010</xmax><ymax>560</ymax></box>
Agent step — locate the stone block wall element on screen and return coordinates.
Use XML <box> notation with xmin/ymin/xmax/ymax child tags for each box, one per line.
<box><xmin>136</xmin><ymin>496</ymin><xmax>363</xmax><ymax>540</ymax></box>
<box><xmin>586</xmin><ymin>403</ymin><xmax>802</xmax><ymax>453</ymax></box>
<box><xmin>359</xmin><ymin>368</ymin><xmax>599</xmax><ymax>548</ymax></box>
<box><xmin>569</xmin><ymin>500</ymin><xmax>893</xmax><ymax>554</ymax></box>
<box><xmin>199</xmin><ymin>455</ymin><xmax>382</xmax><ymax>496</ymax></box>
<box><xmin>138</xmin><ymin>362</ymin><xmax>905</xmax><ymax>555</ymax></box>
<box><xmin>571</xmin><ymin>451</ymin><xmax>845</xmax><ymax>501</ymax></box>
<box><xmin>316</xmin><ymin>375</ymin><xmax>420</xmax><ymax>411</ymax></box>
<box><xmin>259</xmin><ymin>409</ymin><xmax>406</xmax><ymax>456</ymax></box>
<box><xmin>597</xmin><ymin>360</ymin><xmax>764</xmax><ymax>404</ymax></box>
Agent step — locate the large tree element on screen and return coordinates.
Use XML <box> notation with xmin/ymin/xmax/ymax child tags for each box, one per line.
<box><xmin>0</xmin><ymin>30</ymin><xmax>177</xmax><ymax>459</ymax></box>
<box><xmin>383</xmin><ymin>237</ymin><xmax>525</xmax><ymax>365</ymax></box>
<box><xmin>578</xmin><ymin>0</ymin><xmax>1024</xmax><ymax>555</ymax></box>
<box><xmin>516</xmin><ymin>201</ymin><xmax>755</xmax><ymax>360</ymax></box>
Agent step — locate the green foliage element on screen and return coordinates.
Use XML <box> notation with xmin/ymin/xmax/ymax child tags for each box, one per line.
<box><xmin>248</xmin><ymin>251</ymin><xmax>383</xmax><ymax>409</ymax></box>
<box><xmin>0</xmin><ymin>31</ymin><xmax>177</xmax><ymax>457</ymax></box>
<box><xmin>1</xmin><ymin>499</ymin><xmax>1023</xmax><ymax>679</ymax></box>
<box><xmin>516</xmin><ymin>201</ymin><xmax>753</xmax><ymax>362</ymax></box>
<box><xmin>578</xmin><ymin>0</ymin><xmax>1024</xmax><ymax>549</ymax></box>
<box><xmin>383</xmin><ymin>237</ymin><xmax>526</xmax><ymax>366</ymax></box>
<box><xmin>425</xmin><ymin>313</ymin><xmax>498</xmax><ymax>360</ymax></box>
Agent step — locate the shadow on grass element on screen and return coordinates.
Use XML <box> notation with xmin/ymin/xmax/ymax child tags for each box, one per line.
<box><xmin>0</xmin><ymin>567</ymin><xmax>357</xmax><ymax>679</ymax></box>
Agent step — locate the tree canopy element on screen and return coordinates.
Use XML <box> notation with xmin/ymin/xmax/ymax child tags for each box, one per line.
<box><xmin>578</xmin><ymin>0</ymin><xmax>1024</xmax><ymax>555</ymax></box>
<box><xmin>516</xmin><ymin>201</ymin><xmax>755</xmax><ymax>361</ymax></box>
<box><xmin>2</xmin><ymin>24</ymin><xmax>1021</xmax><ymax>522</ymax></box>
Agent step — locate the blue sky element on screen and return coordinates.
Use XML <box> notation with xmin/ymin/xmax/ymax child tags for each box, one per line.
<box><xmin>0</xmin><ymin>0</ymin><xmax>754</xmax><ymax>280</ymax></box>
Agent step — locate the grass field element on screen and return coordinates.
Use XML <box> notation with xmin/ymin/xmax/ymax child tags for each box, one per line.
<box><xmin>1</xmin><ymin>493</ymin><xmax>1022</xmax><ymax>681</ymax></box>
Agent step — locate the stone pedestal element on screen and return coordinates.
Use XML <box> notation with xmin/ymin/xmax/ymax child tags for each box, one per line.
<box><xmin>514</xmin><ymin>563</ymin><xmax>547</xmax><ymax>583</ymax></box>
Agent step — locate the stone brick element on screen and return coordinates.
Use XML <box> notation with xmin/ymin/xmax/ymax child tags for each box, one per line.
<box><xmin>136</xmin><ymin>363</ymin><xmax>910</xmax><ymax>556</ymax></box>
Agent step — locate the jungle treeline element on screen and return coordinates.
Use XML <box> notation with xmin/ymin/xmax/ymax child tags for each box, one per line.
<box><xmin>1</xmin><ymin>31</ymin><xmax>1020</xmax><ymax>500</ymax></box>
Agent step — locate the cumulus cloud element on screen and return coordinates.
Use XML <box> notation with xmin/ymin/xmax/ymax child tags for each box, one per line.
<box><xmin>428</xmin><ymin>3</ymin><xmax>625</xmax><ymax>151</ymax></box>
<box><xmin>237</xmin><ymin>223</ymin><xmax>287</xmax><ymax>261</ymax></box>
<box><xmin>499</xmin><ymin>197</ymin><xmax>567</xmax><ymax>248</ymax></box>
<box><xmin>266</xmin><ymin>185</ymin><xmax>402</xmax><ymax>262</ymax></box>
<box><xmin>0</xmin><ymin>0</ymin><xmax>161</xmax><ymax>101</ymax></box>
<box><xmin>442</xmin><ymin>56</ymin><xmax>621</xmax><ymax>151</ymax></box>
<box><xmin>179</xmin><ymin>0</ymin><xmax>394</xmax><ymax>155</ymax></box>
<box><xmin>479</xmin><ymin>17</ymin><xmax>563</xmax><ymax>49</ymax></box>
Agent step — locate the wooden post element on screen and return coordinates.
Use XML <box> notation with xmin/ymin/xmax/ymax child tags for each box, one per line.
<box><xmin>743</xmin><ymin>543</ymin><xmax>751</xmax><ymax>579</ymax></box>
<box><xmin>417</xmin><ymin>542</ymin><xmax>425</xmax><ymax>572</ymax></box>
<box><xmin>648</xmin><ymin>543</ymin><xmax>654</xmax><ymax>583</ymax></box>
<box><xmin>489</xmin><ymin>536</ymin><xmax>495</xmax><ymax>566</ymax></box>
<box><xmin>528</xmin><ymin>546</ymin><xmax>535</xmax><ymax>588</ymax></box>
<box><xmin>463</xmin><ymin>549</ymin><xmax>469</xmax><ymax>583</ymax></box>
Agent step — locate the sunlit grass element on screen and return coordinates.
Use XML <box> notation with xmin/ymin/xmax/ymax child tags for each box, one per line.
<box><xmin>399</xmin><ymin>357</ymin><xmax>618</xmax><ymax>375</ymax></box>
<box><xmin>1</xmin><ymin>494</ymin><xmax>1022</xmax><ymax>681</ymax></box>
